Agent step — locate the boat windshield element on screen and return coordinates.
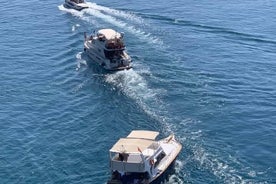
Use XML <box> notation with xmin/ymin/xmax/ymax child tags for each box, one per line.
<box><xmin>72</xmin><ymin>0</ymin><xmax>84</xmax><ymax>3</ymax></box>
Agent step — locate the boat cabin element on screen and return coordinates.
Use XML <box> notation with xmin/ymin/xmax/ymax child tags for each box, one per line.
<box><xmin>84</xmin><ymin>28</ymin><xmax>132</xmax><ymax>70</ymax></box>
<box><xmin>109</xmin><ymin>131</ymin><xmax>167</xmax><ymax>182</ymax></box>
<box><xmin>107</xmin><ymin>130</ymin><xmax>182</xmax><ymax>184</ymax></box>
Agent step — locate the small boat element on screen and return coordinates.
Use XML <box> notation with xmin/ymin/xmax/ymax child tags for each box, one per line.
<box><xmin>107</xmin><ymin>130</ymin><xmax>182</xmax><ymax>184</ymax></box>
<box><xmin>84</xmin><ymin>29</ymin><xmax>132</xmax><ymax>71</ymax></box>
<box><xmin>64</xmin><ymin>0</ymin><xmax>89</xmax><ymax>11</ymax></box>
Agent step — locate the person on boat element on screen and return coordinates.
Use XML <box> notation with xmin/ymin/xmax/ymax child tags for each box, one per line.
<box><xmin>119</xmin><ymin>153</ymin><xmax>124</xmax><ymax>161</ymax></box>
<box><xmin>118</xmin><ymin>152</ymin><xmax>129</xmax><ymax>161</ymax></box>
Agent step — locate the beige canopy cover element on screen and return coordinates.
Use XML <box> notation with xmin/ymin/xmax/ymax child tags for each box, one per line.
<box><xmin>127</xmin><ymin>130</ymin><xmax>159</xmax><ymax>140</ymax></box>
<box><xmin>98</xmin><ymin>29</ymin><xmax>120</xmax><ymax>40</ymax></box>
<box><xmin>110</xmin><ymin>130</ymin><xmax>159</xmax><ymax>153</ymax></box>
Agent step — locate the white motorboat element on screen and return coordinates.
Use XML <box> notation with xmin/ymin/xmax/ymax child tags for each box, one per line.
<box><xmin>107</xmin><ymin>130</ymin><xmax>182</xmax><ymax>184</ymax></box>
<box><xmin>64</xmin><ymin>0</ymin><xmax>89</xmax><ymax>11</ymax></box>
<box><xmin>84</xmin><ymin>29</ymin><xmax>132</xmax><ymax>71</ymax></box>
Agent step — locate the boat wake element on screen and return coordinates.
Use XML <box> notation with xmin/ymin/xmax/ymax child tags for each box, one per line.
<box><xmin>58</xmin><ymin>3</ymin><xmax>163</xmax><ymax>47</ymax></box>
<box><xmin>170</xmin><ymin>118</ymin><xmax>264</xmax><ymax>184</ymax></box>
<box><xmin>105</xmin><ymin>69</ymin><xmax>164</xmax><ymax>116</ymax></box>
<box><xmin>86</xmin><ymin>2</ymin><xmax>145</xmax><ymax>25</ymax></box>
<box><xmin>58</xmin><ymin>5</ymin><xmax>100</xmax><ymax>26</ymax></box>
<box><xmin>76</xmin><ymin>52</ymin><xmax>87</xmax><ymax>71</ymax></box>
<box><xmin>71</xmin><ymin>24</ymin><xmax>80</xmax><ymax>32</ymax></box>
<box><xmin>58</xmin><ymin>4</ymin><xmax>84</xmax><ymax>16</ymax></box>
<box><xmin>161</xmin><ymin>160</ymin><xmax>184</xmax><ymax>184</ymax></box>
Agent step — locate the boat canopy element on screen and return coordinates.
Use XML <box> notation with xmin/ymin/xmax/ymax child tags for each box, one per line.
<box><xmin>98</xmin><ymin>29</ymin><xmax>121</xmax><ymax>40</ymax></box>
<box><xmin>127</xmin><ymin>130</ymin><xmax>159</xmax><ymax>140</ymax></box>
<box><xmin>110</xmin><ymin>130</ymin><xmax>160</xmax><ymax>154</ymax></box>
<box><xmin>110</xmin><ymin>138</ymin><xmax>154</xmax><ymax>153</ymax></box>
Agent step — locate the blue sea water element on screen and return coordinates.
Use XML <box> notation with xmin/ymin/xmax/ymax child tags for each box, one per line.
<box><xmin>0</xmin><ymin>0</ymin><xmax>276</xmax><ymax>183</ymax></box>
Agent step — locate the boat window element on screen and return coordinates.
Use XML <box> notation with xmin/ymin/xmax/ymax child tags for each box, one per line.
<box><xmin>106</xmin><ymin>40</ymin><xmax>125</xmax><ymax>49</ymax></box>
<box><xmin>104</xmin><ymin>50</ymin><xmax>114</xmax><ymax>59</ymax></box>
<box><xmin>106</xmin><ymin>42</ymin><xmax>115</xmax><ymax>49</ymax></box>
<box><xmin>104</xmin><ymin>50</ymin><xmax>123</xmax><ymax>59</ymax></box>
<box><xmin>148</xmin><ymin>142</ymin><xmax>159</xmax><ymax>150</ymax></box>
<box><xmin>154</xmin><ymin>151</ymin><xmax>166</xmax><ymax>167</ymax></box>
<box><xmin>98</xmin><ymin>35</ymin><xmax>105</xmax><ymax>42</ymax></box>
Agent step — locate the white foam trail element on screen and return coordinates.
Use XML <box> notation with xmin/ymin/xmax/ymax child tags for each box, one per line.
<box><xmin>59</xmin><ymin>4</ymin><xmax>163</xmax><ymax>46</ymax></box>
<box><xmin>58</xmin><ymin>5</ymin><xmax>84</xmax><ymax>17</ymax></box>
<box><xmin>192</xmin><ymin>141</ymin><xmax>266</xmax><ymax>184</ymax></box>
<box><xmin>76</xmin><ymin>51</ymin><xmax>83</xmax><ymax>60</ymax></box>
<box><xmin>174</xmin><ymin>159</ymin><xmax>184</xmax><ymax>174</ymax></box>
<box><xmin>72</xmin><ymin>78</ymin><xmax>89</xmax><ymax>93</ymax></box>
<box><xmin>76</xmin><ymin>52</ymin><xmax>87</xmax><ymax>71</ymax></box>
<box><xmin>175</xmin><ymin>119</ymin><xmax>263</xmax><ymax>184</ymax></box>
<box><xmin>84</xmin><ymin>8</ymin><xmax>126</xmax><ymax>27</ymax></box>
<box><xmin>72</xmin><ymin>23</ymin><xmax>81</xmax><ymax>31</ymax></box>
<box><xmin>163</xmin><ymin>175</ymin><xmax>184</xmax><ymax>184</ymax></box>
<box><xmin>105</xmin><ymin>69</ymin><xmax>169</xmax><ymax>125</ymax></box>
<box><xmin>82</xmin><ymin>8</ymin><xmax>163</xmax><ymax>46</ymax></box>
<box><xmin>194</xmin><ymin>148</ymin><xmax>243</xmax><ymax>183</ymax></box>
<box><xmin>105</xmin><ymin>69</ymin><xmax>156</xmax><ymax>102</ymax></box>
<box><xmin>162</xmin><ymin>160</ymin><xmax>185</xmax><ymax>184</ymax></box>
<box><xmin>86</xmin><ymin>2</ymin><xmax>145</xmax><ymax>25</ymax></box>
<box><xmin>58</xmin><ymin>5</ymin><xmax>100</xmax><ymax>27</ymax></box>
<box><xmin>72</xmin><ymin>25</ymin><xmax>76</xmax><ymax>32</ymax></box>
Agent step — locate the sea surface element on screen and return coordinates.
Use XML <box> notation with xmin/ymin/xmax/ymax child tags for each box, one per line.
<box><xmin>0</xmin><ymin>0</ymin><xmax>276</xmax><ymax>183</ymax></box>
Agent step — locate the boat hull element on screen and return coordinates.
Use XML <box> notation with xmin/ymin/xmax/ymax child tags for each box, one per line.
<box><xmin>150</xmin><ymin>159</ymin><xmax>176</xmax><ymax>184</ymax></box>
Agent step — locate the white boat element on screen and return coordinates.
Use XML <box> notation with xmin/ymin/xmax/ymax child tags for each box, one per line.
<box><xmin>64</xmin><ymin>0</ymin><xmax>89</xmax><ymax>11</ymax></box>
<box><xmin>107</xmin><ymin>130</ymin><xmax>182</xmax><ymax>184</ymax></box>
<box><xmin>84</xmin><ymin>29</ymin><xmax>132</xmax><ymax>71</ymax></box>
